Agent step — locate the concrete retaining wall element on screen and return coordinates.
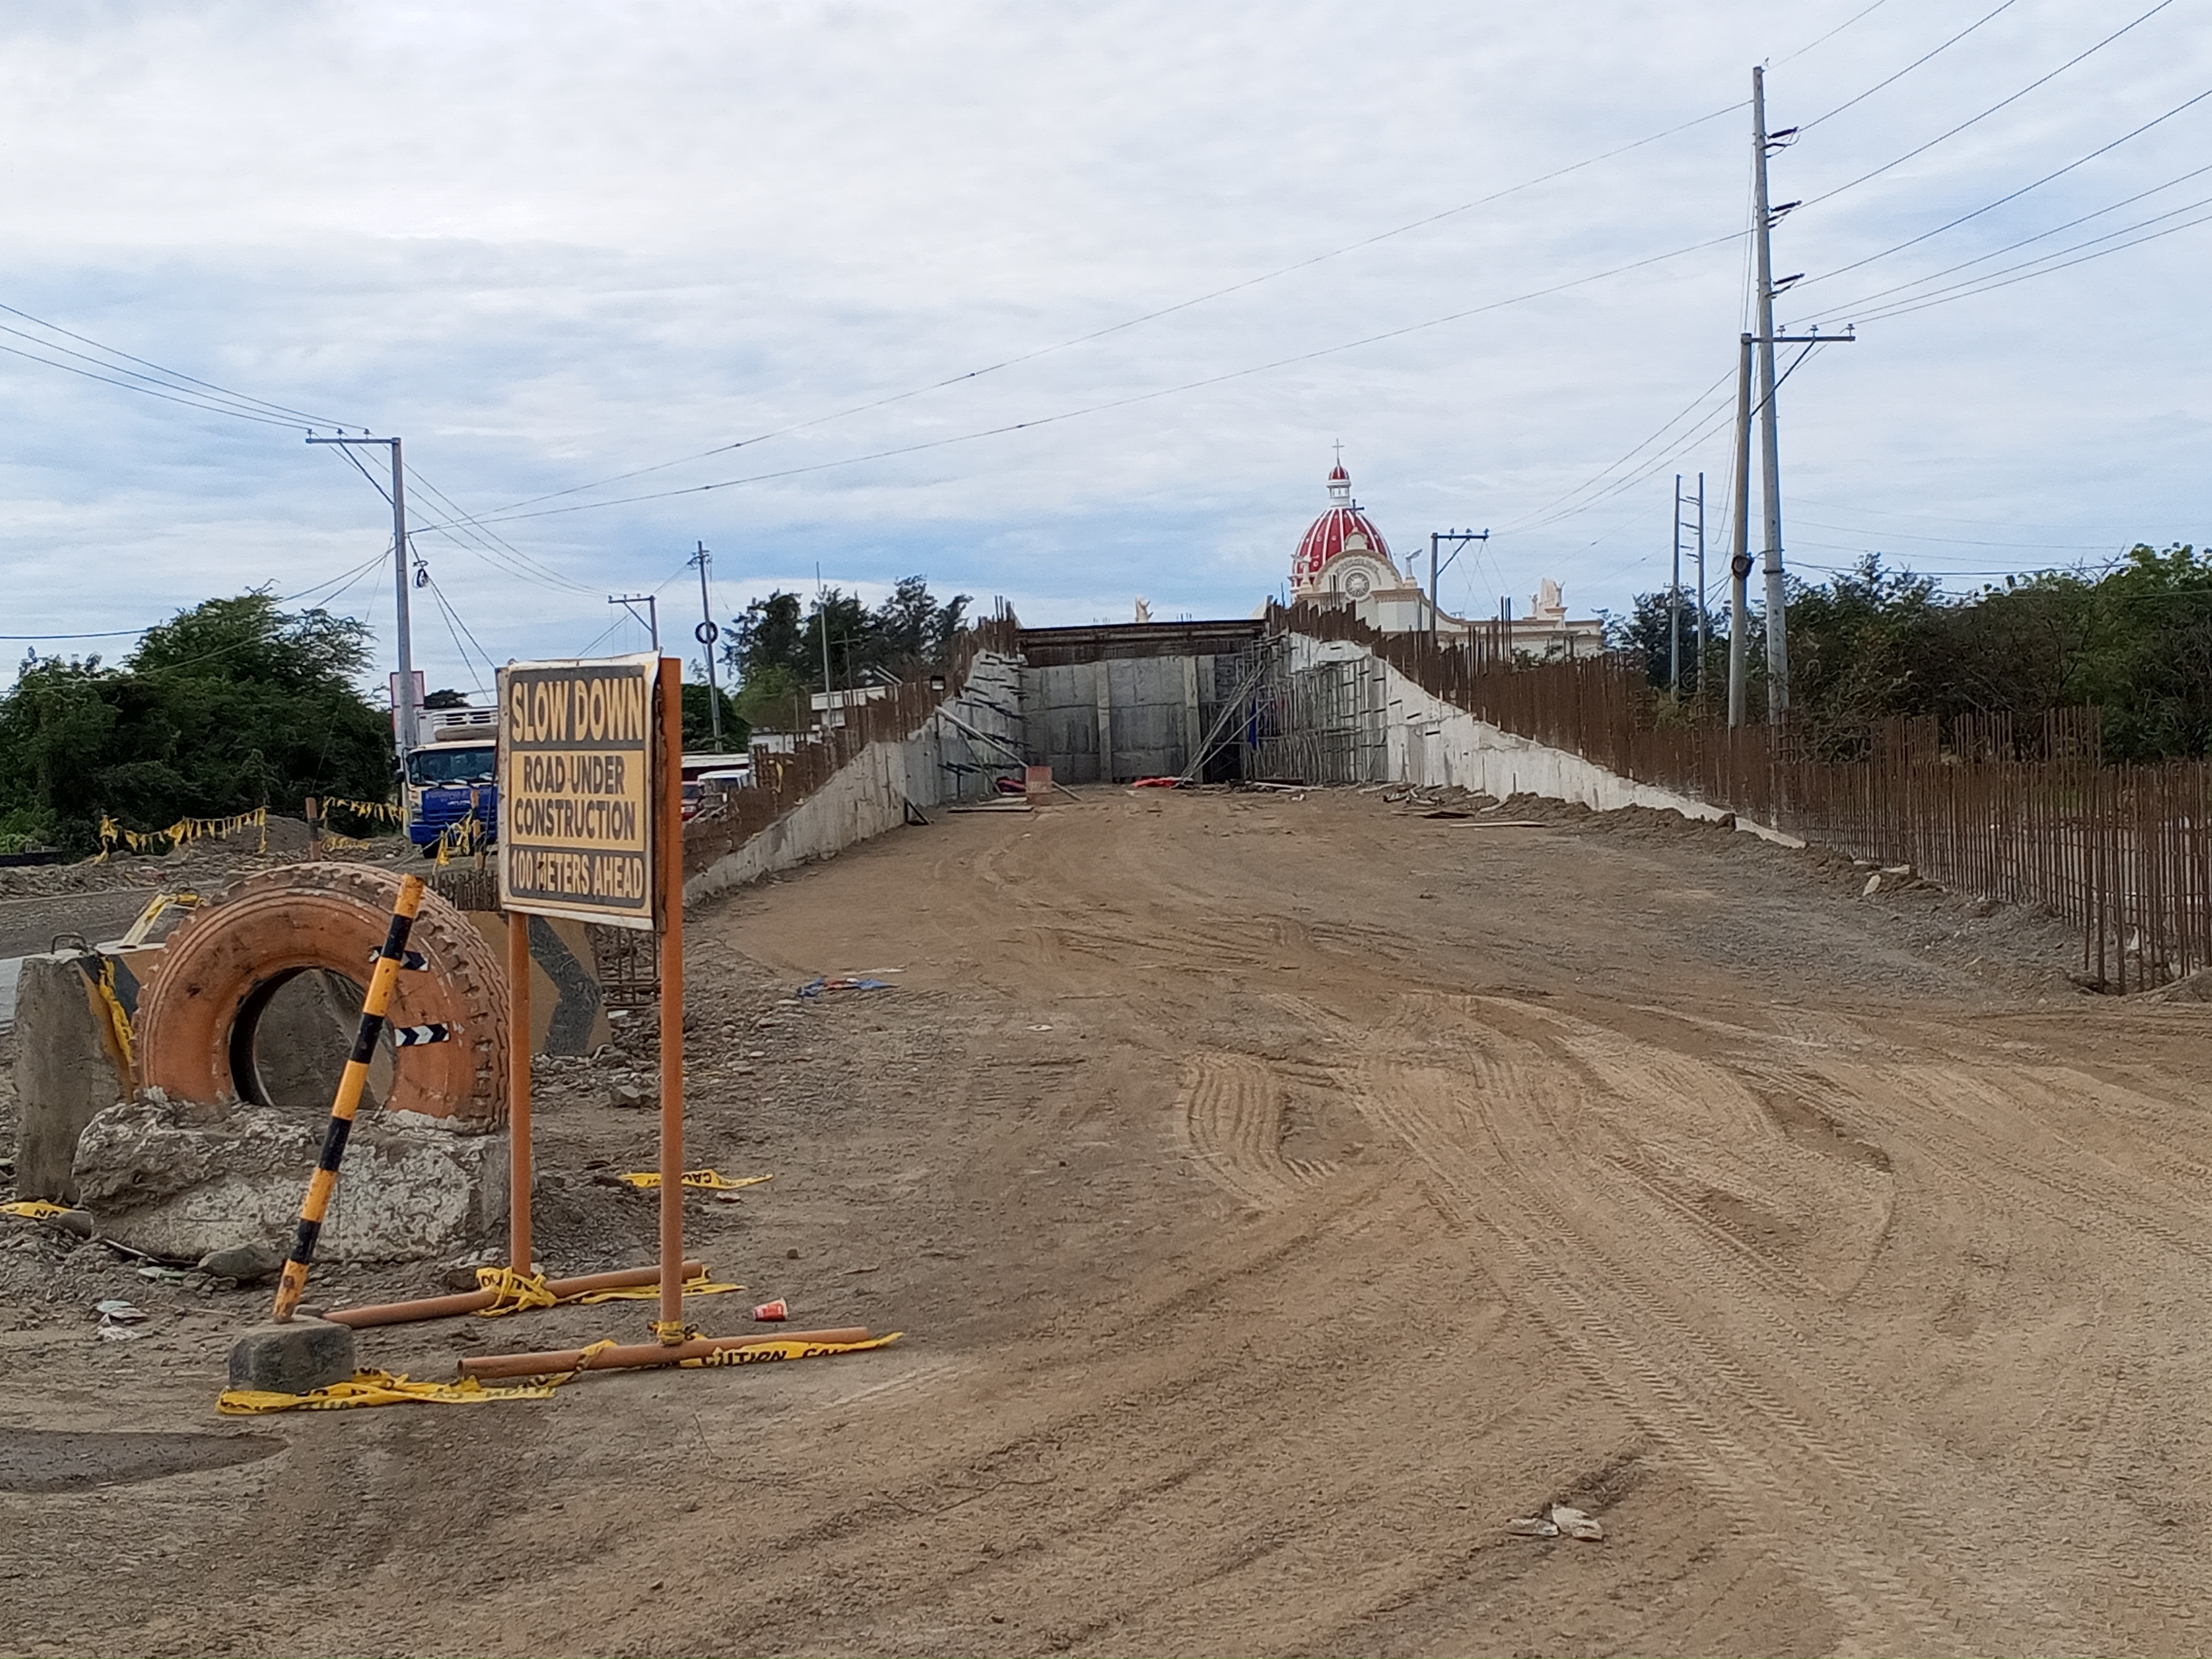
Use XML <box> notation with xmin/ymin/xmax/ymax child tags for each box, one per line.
<box><xmin>685</xmin><ymin>651</ymin><xmax>1025</xmax><ymax>904</ymax></box>
<box><xmin>1284</xmin><ymin>633</ymin><xmax>1801</xmax><ymax>845</ymax></box>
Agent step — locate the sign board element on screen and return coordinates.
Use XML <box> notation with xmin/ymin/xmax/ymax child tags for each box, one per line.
<box><xmin>497</xmin><ymin>654</ymin><xmax>659</xmax><ymax>930</ymax></box>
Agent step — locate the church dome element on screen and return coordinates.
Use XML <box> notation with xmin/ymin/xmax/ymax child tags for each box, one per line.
<box><xmin>1291</xmin><ymin>459</ymin><xmax>1394</xmax><ymax>591</ymax></box>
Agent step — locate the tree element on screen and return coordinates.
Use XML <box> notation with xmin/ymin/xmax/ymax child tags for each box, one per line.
<box><xmin>680</xmin><ymin>683</ymin><xmax>746</xmax><ymax>752</ymax></box>
<box><xmin>0</xmin><ymin>591</ymin><xmax>393</xmax><ymax>853</ymax></box>
<box><xmin>1734</xmin><ymin>545</ymin><xmax>2212</xmax><ymax>761</ymax></box>
<box><xmin>871</xmin><ymin>575</ymin><xmax>972</xmax><ymax>670</ymax></box>
<box><xmin>718</xmin><ymin>577</ymin><xmax>972</xmax><ymax>732</ymax></box>
<box><xmin>1610</xmin><ymin>589</ymin><xmax>1707</xmax><ymax>696</ymax></box>
<box><xmin>1784</xmin><ymin>556</ymin><xmax>1942</xmax><ymax>759</ymax></box>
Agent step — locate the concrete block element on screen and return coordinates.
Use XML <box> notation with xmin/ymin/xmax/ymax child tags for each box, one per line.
<box><xmin>11</xmin><ymin>953</ymin><xmax>134</xmax><ymax>1203</ymax></box>
<box><xmin>75</xmin><ymin>1090</ymin><xmax>508</xmax><ymax>1263</ymax></box>
<box><xmin>228</xmin><ymin>1317</ymin><xmax>356</xmax><ymax>1394</ymax></box>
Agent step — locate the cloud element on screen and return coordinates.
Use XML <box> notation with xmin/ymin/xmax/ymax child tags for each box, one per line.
<box><xmin>3</xmin><ymin>0</ymin><xmax>2209</xmax><ymax>691</ymax></box>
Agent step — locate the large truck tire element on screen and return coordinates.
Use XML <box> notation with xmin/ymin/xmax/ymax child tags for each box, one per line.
<box><xmin>136</xmin><ymin>863</ymin><xmax>507</xmax><ymax>1128</ymax></box>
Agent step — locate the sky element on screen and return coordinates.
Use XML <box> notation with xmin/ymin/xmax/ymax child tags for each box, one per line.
<box><xmin>2</xmin><ymin>0</ymin><xmax>2209</xmax><ymax>698</ymax></box>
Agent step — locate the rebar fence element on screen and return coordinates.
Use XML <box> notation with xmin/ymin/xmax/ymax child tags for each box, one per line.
<box><xmin>1271</xmin><ymin>602</ymin><xmax>2212</xmax><ymax>989</ymax></box>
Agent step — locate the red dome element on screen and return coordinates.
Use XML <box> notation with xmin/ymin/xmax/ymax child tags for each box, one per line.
<box><xmin>1291</xmin><ymin>459</ymin><xmax>1391</xmax><ymax>589</ymax></box>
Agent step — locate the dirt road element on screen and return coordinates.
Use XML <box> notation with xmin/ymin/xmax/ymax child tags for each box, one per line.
<box><xmin>4</xmin><ymin>788</ymin><xmax>2209</xmax><ymax>1655</ymax></box>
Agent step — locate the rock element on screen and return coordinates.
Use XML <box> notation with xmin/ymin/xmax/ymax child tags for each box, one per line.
<box><xmin>1504</xmin><ymin>1515</ymin><xmax>1559</xmax><ymax>1538</ymax></box>
<box><xmin>1550</xmin><ymin>1504</ymin><xmax>1605</xmax><ymax>1541</ymax></box>
<box><xmin>1863</xmin><ymin>874</ymin><xmax>1882</xmax><ymax>898</ymax></box>
<box><xmin>197</xmin><ymin>1241</ymin><xmax>285</xmax><ymax>1283</ymax></box>
<box><xmin>1879</xmin><ymin>863</ymin><xmax>1915</xmax><ymax>878</ymax></box>
<box><xmin>609</xmin><ymin>1082</ymin><xmax>655</xmax><ymax>1109</ymax></box>
<box><xmin>1968</xmin><ymin>894</ymin><xmax>2001</xmax><ymax>919</ymax></box>
<box><xmin>228</xmin><ymin>1317</ymin><xmax>356</xmax><ymax>1394</ymax></box>
<box><xmin>75</xmin><ymin>1091</ymin><xmax>507</xmax><ymax>1263</ymax></box>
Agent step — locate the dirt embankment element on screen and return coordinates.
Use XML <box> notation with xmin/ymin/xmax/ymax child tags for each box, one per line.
<box><xmin>3</xmin><ymin>788</ymin><xmax>2209</xmax><ymax>1656</ymax></box>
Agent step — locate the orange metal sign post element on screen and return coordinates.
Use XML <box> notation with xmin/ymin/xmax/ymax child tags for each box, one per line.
<box><xmin>654</xmin><ymin>656</ymin><xmax>687</xmax><ymax>1341</ymax></box>
<box><xmin>326</xmin><ymin>656</ymin><xmax>883</xmax><ymax>1376</ymax></box>
<box><xmin>508</xmin><ymin>909</ymin><xmax>533</xmax><ymax>1274</ymax></box>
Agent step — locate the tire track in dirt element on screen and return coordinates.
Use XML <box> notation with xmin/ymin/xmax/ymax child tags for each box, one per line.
<box><xmin>1345</xmin><ymin>1011</ymin><xmax>2006</xmax><ymax>1650</ymax></box>
<box><xmin>1725</xmin><ymin>1057</ymin><xmax>2212</xmax><ymax>1645</ymax></box>
<box><xmin>1173</xmin><ymin>1053</ymin><xmax>1341</xmax><ymax>1207</ymax></box>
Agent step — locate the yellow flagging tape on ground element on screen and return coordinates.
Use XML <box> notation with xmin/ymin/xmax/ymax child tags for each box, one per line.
<box><xmin>220</xmin><ymin>1341</ymin><xmax>620</xmax><ymax>1415</ymax></box>
<box><xmin>220</xmin><ymin>1369</ymin><xmax>561</xmax><ymax>1415</ymax></box>
<box><xmin>217</xmin><ymin>1336</ymin><xmax>898</xmax><ymax>1412</ymax></box>
<box><xmin>472</xmin><ymin>1265</ymin><xmax>746</xmax><ymax>1318</ymax></box>
<box><xmin>616</xmin><ymin>1170</ymin><xmax>772</xmax><ymax>1192</ymax></box>
<box><xmin>569</xmin><ymin>1276</ymin><xmax>746</xmax><ymax>1307</ymax></box>
<box><xmin>0</xmin><ymin>1200</ymin><xmax>72</xmax><ymax>1220</ymax></box>
<box><xmin>475</xmin><ymin>1265</ymin><xmax>559</xmax><ymax>1316</ymax></box>
<box><xmin>686</xmin><ymin>1334</ymin><xmax>903</xmax><ymax>1367</ymax></box>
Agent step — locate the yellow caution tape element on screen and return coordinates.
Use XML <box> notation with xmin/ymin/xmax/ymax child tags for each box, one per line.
<box><xmin>686</xmin><ymin>1333</ymin><xmax>902</xmax><ymax>1367</ymax></box>
<box><xmin>432</xmin><ymin>814</ymin><xmax>487</xmax><ymax>867</ymax></box>
<box><xmin>475</xmin><ymin>1265</ymin><xmax>559</xmax><ymax>1316</ymax></box>
<box><xmin>0</xmin><ymin>1200</ymin><xmax>73</xmax><ymax>1220</ymax></box>
<box><xmin>471</xmin><ymin>1265</ymin><xmax>746</xmax><ymax>1318</ymax></box>
<box><xmin>90</xmin><ymin>956</ymin><xmax>136</xmax><ymax>1077</ymax></box>
<box><xmin>97</xmin><ymin>807</ymin><xmax>269</xmax><ymax>859</ymax></box>
<box><xmin>616</xmin><ymin>1170</ymin><xmax>773</xmax><ymax>1192</ymax></box>
<box><xmin>567</xmin><ymin>1276</ymin><xmax>746</xmax><ymax>1307</ymax></box>
<box><xmin>652</xmin><ymin>1318</ymin><xmax>696</xmax><ymax>1345</ymax></box>
<box><xmin>322</xmin><ymin>798</ymin><xmax>402</xmax><ymax>826</ymax></box>
<box><xmin>217</xmin><ymin>1368</ymin><xmax>567</xmax><ymax>1415</ymax></box>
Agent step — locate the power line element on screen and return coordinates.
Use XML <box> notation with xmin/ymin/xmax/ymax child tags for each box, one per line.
<box><xmin>1</xmin><ymin>548</ymin><xmax>392</xmax><ymax>644</ymax></box>
<box><xmin>0</xmin><ymin>339</ymin><xmax>310</xmax><ymax>429</ymax></box>
<box><xmin>1797</xmin><ymin>0</ymin><xmax>2022</xmax><ymax>133</ymax></box>
<box><xmin>1495</xmin><ymin>365</ymin><xmax>1738</xmax><ymax>533</ymax></box>
<box><xmin>1779</xmin><ymin>0</ymin><xmax>1893</xmax><ymax>65</ymax></box>
<box><xmin>422</xmin><ymin>224</ymin><xmax>1753</xmax><ymax>534</ymax></box>
<box><xmin>1841</xmin><ymin>183</ymin><xmax>2212</xmax><ymax>323</ymax></box>
<box><xmin>0</xmin><ymin>300</ymin><xmax>347</xmax><ymax>427</ymax></box>
<box><xmin>458</xmin><ymin>105</ymin><xmax>1756</xmax><ymax>524</ymax></box>
<box><xmin>1798</xmin><ymin>0</ymin><xmax>2180</xmax><ymax>213</ymax></box>
<box><xmin>1795</xmin><ymin>84</ymin><xmax>2212</xmax><ymax>296</ymax></box>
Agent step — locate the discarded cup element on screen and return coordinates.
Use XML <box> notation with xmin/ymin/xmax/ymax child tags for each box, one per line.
<box><xmin>752</xmin><ymin>1299</ymin><xmax>788</xmax><ymax>1322</ymax></box>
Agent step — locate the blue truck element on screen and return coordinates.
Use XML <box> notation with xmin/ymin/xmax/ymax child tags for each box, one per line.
<box><xmin>404</xmin><ymin>709</ymin><xmax>499</xmax><ymax>855</ymax></box>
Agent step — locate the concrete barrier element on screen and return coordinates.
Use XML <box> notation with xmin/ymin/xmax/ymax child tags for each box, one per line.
<box><xmin>685</xmin><ymin>650</ymin><xmax>1025</xmax><ymax>904</ymax></box>
<box><xmin>1285</xmin><ymin>633</ymin><xmax>1803</xmax><ymax>846</ymax></box>
<box><xmin>9</xmin><ymin>952</ymin><xmax>135</xmax><ymax>1203</ymax></box>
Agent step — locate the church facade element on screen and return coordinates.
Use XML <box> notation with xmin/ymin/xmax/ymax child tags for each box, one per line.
<box><xmin>1287</xmin><ymin>459</ymin><xmax>1605</xmax><ymax>660</ymax></box>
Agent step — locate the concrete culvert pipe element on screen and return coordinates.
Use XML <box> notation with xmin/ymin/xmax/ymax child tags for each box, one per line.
<box><xmin>136</xmin><ymin>863</ymin><xmax>507</xmax><ymax>1127</ymax></box>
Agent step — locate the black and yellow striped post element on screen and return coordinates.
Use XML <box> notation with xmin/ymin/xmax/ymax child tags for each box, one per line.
<box><xmin>271</xmin><ymin>873</ymin><xmax>428</xmax><ymax>1323</ymax></box>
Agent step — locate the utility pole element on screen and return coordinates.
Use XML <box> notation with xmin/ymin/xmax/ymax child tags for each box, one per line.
<box><xmin>1753</xmin><ymin>65</ymin><xmax>1798</xmax><ymax>725</ymax></box>
<box><xmin>307</xmin><ymin>433</ymin><xmax>416</xmax><ymax>761</ymax></box>
<box><xmin>609</xmin><ymin>593</ymin><xmax>659</xmax><ymax>651</ymax></box>
<box><xmin>1694</xmin><ymin>471</ymin><xmax>1707</xmax><ymax>702</ymax></box>
<box><xmin>816</xmin><ymin>563</ymin><xmax>833</xmax><ymax>732</ymax></box>
<box><xmin>688</xmin><ymin>542</ymin><xmax>723</xmax><ymax>751</ymax></box>
<box><xmin>1728</xmin><ymin>334</ymin><xmax>1754</xmax><ymax>729</ymax></box>
<box><xmin>1670</xmin><ymin>475</ymin><xmax>1683</xmax><ymax>695</ymax></box>
<box><xmin>1428</xmin><ymin>529</ymin><xmax>1489</xmax><ymax>646</ymax></box>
